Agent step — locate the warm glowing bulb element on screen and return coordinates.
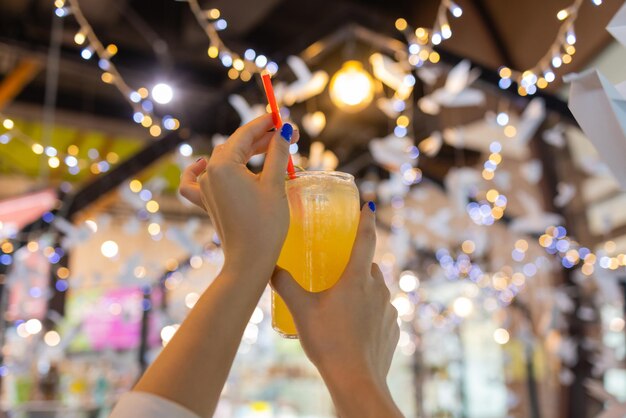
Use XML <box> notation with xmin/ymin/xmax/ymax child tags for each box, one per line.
<box><xmin>44</xmin><ymin>330</ymin><xmax>61</xmax><ymax>347</ymax></box>
<box><xmin>149</xmin><ymin>125</ymin><xmax>162</xmax><ymax>137</ymax></box>
<box><xmin>233</xmin><ymin>59</ymin><xmax>245</xmax><ymax>71</ymax></box>
<box><xmin>129</xmin><ymin>179</ymin><xmax>142</xmax><ymax>192</ymax></box>
<box><xmin>208</xmin><ymin>46</ymin><xmax>219</xmax><ymax>58</ymax></box>
<box><xmin>2</xmin><ymin>119</ymin><xmax>14</xmax><ymax>129</ymax></box>
<box><xmin>25</xmin><ymin>319</ymin><xmax>42</xmax><ymax>335</ymax></box>
<box><xmin>494</xmin><ymin>328</ymin><xmax>510</xmax><ymax>344</ymax></box>
<box><xmin>151</xmin><ymin>83</ymin><xmax>173</xmax><ymax>104</ymax></box>
<box><xmin>395</xmin><ymin>18</ymin><xmax>408</xmax><ymax>31</ymax></box>
<box><xmin>101</xmin><ymin>240</ymin><xmax>118</xmax><ymax>258</ymax></box>
<box><xmin>499</xmin><ymin>67</ymin><xmax>512</xmax><ymax>79</ymax></box>
<box><xmin>329</xmin><ymin>61</ymin><xmax>375</xmax><ymax>112</ymax></box>
<box><xmin>453</xmin><ymin>297</ymin><xmax>473</xmax><ymax>317</ymax></box>
<box><xmin>74</xmin><ymin>31</ymin><xmax>86</xmax><ymax>45</ymax></box>
<box><xmin>557</xmin><ymin>9</ymin><xmax>569</xmax><ymax>20</ymax></box>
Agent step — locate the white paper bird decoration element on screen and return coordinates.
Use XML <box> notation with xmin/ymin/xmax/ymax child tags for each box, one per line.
<box><xmin>520</xmin><ymin>159</ymin><xmax>543</xmax><ymax>185</ymax></box>
<box><xmin>607</xmin><ymin>1</ymin><xmax>626</xmax><ymax>48</ymax></box>
<box><xmin>301</xmin><ymin>111</ymin><xmax>326</xmax><ymax>137</ymax></box>
<box><xmin>444</xmin><ymin>167</ymin><xmax>482</xmax><ymax>214</ymax></box>
<box><xmin>494</xmin><ymin>169</ymin><xmax>512</xmax><ymax>191</ymax></box>
<box><xmin>228</xmin><ymin>94</ymin><xmax>265</xmax><ymax>126</ymax></box>
<box><xmin>53</xmin><ymin>218</ymin><xmax>94</xmax><ymax>250</ymax></box>
<box><xmin>369</xmin><ymin>53</ymin><xmax>413</xmax><ymax>100</ymax></box>
<box><xmin>377</xmin><ymin>173</ymin><xmax>410</xmax><ymax>202</ymax></box>
<box><xmin>417</xmin><ymin>66</ymin><xmax>443</xmax><ymax>86</ymax></box>
<box><xmin>542</xmin><ymin>123</ymin><xmax>567</xmax><ymax>148</ymax></box>
<box><xmin>510</xmin><ymin>190</ymin><xmax>563</xmax><ymax>235</ymax></box>
<box><xmin>307</xmin><ymin>141</ymin><xmax>338</xmax><ymax>171</ymax></box>
<box><xmin>166</xmin><ymin>218</ymin><xmax>203</xmax><ymax>256</ymax></box>
<box><xmin>554</xmin><ymin>183</ymin><xmax>577</xmax><ymax>208</ymax></box>
<box><xmin>418</xmin><ymin>60</ymin><xmax>485</xmax><ymax>115</ymax></box>
<box><xmin>275</xmin><ymin>56</ymin><xmax>329</xmax><ymax>105</ymax></box>
<box><xmin>443</xmin><ymin>98</ymin><xmax>545</xmax><ymax>158</ymax></box>
<box><xmin>369</xmin><ymin>134</ymin><xmax>416</xmax><ymax>171</ymax></box>
<box><xmin>425</xmin><ymin>208</ymin><xmax>453</xmax><ymax>239</ymax></box>
<box><xmin>418</xmin><ymin>131</ymin><xmax>443</xmax><ymax>157</ymax></box>
<box><xmin>585</xmin><ymin>379</ymin><xmax>626</xmax><ymax>418</ymax></box>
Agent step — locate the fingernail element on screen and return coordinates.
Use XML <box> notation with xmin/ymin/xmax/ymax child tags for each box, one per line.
<box><xmin>367</xmin><ymin>201</ymin><xmax>376</xmax><ymax>212</ymax></box>
<box><xmin>280</xmin><ymin>123</ymin><xmax>293</xmax><ymax>143</ymax></box>
<box><xmin>195</xmin><ymin>157</ymin><xmax>204</xmax><ymax>163</ymax></box>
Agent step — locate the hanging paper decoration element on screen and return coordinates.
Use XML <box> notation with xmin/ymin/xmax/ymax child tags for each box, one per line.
<box><xmin>369</xmin><ymin>53</ymin><xmax>414</xmax><ymax>100</ymax></box>
<box><xmin>509</xmin><ymin>191</ymin><xmax>563</xmax><ymax>235</ymax></box>
<box><xmin>520</xmin><ymin>159</ymin><xmax>544</xmax><ymax>185</ymax></box>
<box><xmin>585</xmin><ymin>379</ymin><xmax>626</xmax><ymax>418</ymax></box>
<box><xmin>228</xmin><ymin>94</ymin><xmax>266</xmax><ymax>125</ymax></box>
<box><xmin>554</xmin><ymin>183</ymin><xmax>577</xmax><ymax>208</ymax></box>
<box><xmin>417</xmin><ymin>131</ymin><xmax>443</xmax><ymax>157</ymax></box>
<box><xmin>418</xmin><ymin>60</ymin><xmax>484</xmax><ymax>115</ymax></box>
<box><xmin>443</xmin><ymin>98</ymin><xmax>545</xmax><ymax>158</ymax></box>
<box><xmin>275</xmin><ymin>56</ymin><xmax>329</xmax><ymax>105</ymax></box>
<box><xmin>567</xmin><ymin>70</ymin><xmax>626</xmax><ymax>190</ymax></box>
<box><xmin>444</xmin><ymin>167</ymin><xmax>482</xmax><ymax>214</ymax></box>
<box><xmin>301</xmin><ymin>111</ymin><xmax>327</xmax><ymax>137</ymax></box>
<box><xmin>542</xmin><ymin>123</ymin><xmax>567</xmax><ymax>148</ymax></box>
<box><xmin>369</xmin><ymin>134</ymin><xmax>417</xmax><ymax>171</ymax></box>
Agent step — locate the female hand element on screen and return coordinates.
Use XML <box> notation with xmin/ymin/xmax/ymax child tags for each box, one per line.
<box><xmin>179</xmin><ymin>115</ymin><xmax>298</xmax><ymax>275</ymax></box>
<box><xmin>271</xmin><ymin>203</ymin><xmax>400</xmax><ymax>391</ymax></box>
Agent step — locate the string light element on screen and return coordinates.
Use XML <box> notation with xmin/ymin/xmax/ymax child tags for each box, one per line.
<box><xmin>497</xmin><ymin>0</ymin><xmax>603</xmax><ymax>95</ymax></box>
<box><xmin>397</xmin><ymin>0</ymin><xmax>463</xmax><ymax>68</ymax></box>
<box><xmin>56</xmin><ymin>0</ymin><xmax>181</xmax><ymax>136</ymax></box>
<box><xmin>186</xmin><ymin>1</ymin><xmax>275</xmax><ymax>76</ymax></box>
<box><xmin>0</xmin><ymin>114</ymin><xmax>120</xmax><ymax>174</ymax></box>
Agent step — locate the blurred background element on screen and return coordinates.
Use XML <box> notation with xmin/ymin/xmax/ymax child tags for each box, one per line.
<box><xmin>0</xmin><ymin>0</ymin><xmax>625</xmax><ymax>417</ymax></box>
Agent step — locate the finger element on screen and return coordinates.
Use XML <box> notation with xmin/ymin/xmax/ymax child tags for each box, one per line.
<box><xmin>179</xmin><ymin>158</ymin><xmax>208</xmax><ymax>208</ymax></box>
<box><xmin>270</xmin><ymin>266</ymin><xmax>311</xmax><ymax>315</ymax></box>
<box><xmin>250</xmin><ymin>127</ymin><xmax>299</xmax><ymax>157</ymax></box>
<box><xmin>220</xmin><ymin>114</ymin><xmax>274</xmax><ymax>164</ymax></box>
<box><xmin>261</xmin><ymin>123</ymin><xmax>297</xmax><ymax>186</ymax></box>
<box><xmin>370</xmin><ymin>263</ymin><xmax>384</xmax><ymax>281</ymax></box>
<box><xmin>345</xmin><ymin>202</ymin><xmax>377</xmax><ymax>276</ymax></box>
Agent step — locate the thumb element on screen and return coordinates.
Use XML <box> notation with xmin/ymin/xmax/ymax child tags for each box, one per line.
<box><xmin>270</xmin><ymin>267</ymin><xmax>311</xmax><ymax>315</ymax></box>
<box><xmin>261</xmin><ymin>123</ymin><xmax>297</xmax><ymax>186</ymax></box>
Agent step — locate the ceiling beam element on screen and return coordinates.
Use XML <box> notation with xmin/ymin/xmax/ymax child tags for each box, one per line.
<box><xmin>0</xmin><ymin>58</ymin><xmax>41</xmax><ymax>111</ymax></box>
<box><xmin>469</xmin><ymin>0</ymin><xmax>516</xmax><ymax>68</ymax></box>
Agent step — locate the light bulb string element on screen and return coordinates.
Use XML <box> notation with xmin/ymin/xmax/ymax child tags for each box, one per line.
<box><xmin>499</xmin><ymin>0</ymin><xmax>600</xmax><ymax>95</ymax></box>
<box><xmin>0</xmin><ymin>113</ymin><xmax>119</xmax><ymax>174</ymax></box>
<box><xmin>63</xmin><ymin>0</ymin><xmax>165</xmax><ymax>133</ymax></box>
<box><xmin>66</xmin><ymin>0</ymin><xmax>134</xmax><ymax>105</ymax></box>
<box><xmin>528</xmin><ymin>0</ymin><xmax>582</xmax><ymax>75</ymax></box>
<box><xmin>185</xmin><ymin>0</ymin><xmax>275</xmax><ymax>75</ymax></box>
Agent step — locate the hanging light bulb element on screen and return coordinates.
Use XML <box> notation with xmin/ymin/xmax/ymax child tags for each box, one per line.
<box><xmin>80</xmin><ymin>46</ymin><xmax>94</xmax><ymax>60</ymax></box>
<box><xmin>449</xmin><ymin>1</ymin><xmax>463</xmax><ymax>17</ymax></box>
<box><xmin>74</xmin><ymin>29</ymin><xmax>86</xmax><ymax>45</ymax></box>
<box><xmin>556</xmin><ymin>7</ymin><xmax>573</xmax><ymax>21</ymax></box>
<box><xmin>566</xmin><ymin>28</ymin><xmax>576</xmax><ymax>45</ymax></box>
<box><xmin>329</xmin><ymin>61</ymin><xmax>375</xmax><ymax>112</ymax></box>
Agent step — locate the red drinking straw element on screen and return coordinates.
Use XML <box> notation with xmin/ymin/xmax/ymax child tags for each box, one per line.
<box><xmin>261</xmin><ymin>71</ymin><xmax>296</xmax><ymax>179</ymax></box>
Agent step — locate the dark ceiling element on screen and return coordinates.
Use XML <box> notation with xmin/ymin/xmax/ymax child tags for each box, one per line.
<box><xmin>0</xmin><ymin>0</ymin><xmax>622</xmax><ymax>184</ymax></box>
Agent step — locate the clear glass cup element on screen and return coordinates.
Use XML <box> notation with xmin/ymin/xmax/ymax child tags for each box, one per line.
<box><xmin>272</xmin><ymin>171</ymin><xmax>360</xmax><ymax>338</ymax></box>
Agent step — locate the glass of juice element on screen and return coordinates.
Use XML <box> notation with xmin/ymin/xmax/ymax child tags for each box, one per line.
<box><xmin>272</xmin><ymin>171</ymin><xmax>360</xmax><ymax>338</ymax></box>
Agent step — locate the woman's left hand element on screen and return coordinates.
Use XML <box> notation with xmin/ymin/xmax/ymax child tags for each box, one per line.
<box><xmin>179</xmin><ymin>114</ymin><xmax>298</xmax><ymax>275</ymax></box>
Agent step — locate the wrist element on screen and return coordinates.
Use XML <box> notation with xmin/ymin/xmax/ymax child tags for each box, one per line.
<box><xmin>320</xmin><ymin>368</ymin><xmax>399</xmax><ymax>418</ymax></box>
<box><xmin>220</xmin><ymin>256</ymin><xmax>276</xmax><ymax>282</ymax></box>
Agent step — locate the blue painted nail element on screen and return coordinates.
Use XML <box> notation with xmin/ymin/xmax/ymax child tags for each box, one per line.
<box><xmin>280</xmin><ymin>123</ymin><xmax>293</xmax><ymax>143</ymax></box>
<box><xmin>368</xmin><ymin>201</ymin><xmax>376</xmax><ymax>212</ymax></box>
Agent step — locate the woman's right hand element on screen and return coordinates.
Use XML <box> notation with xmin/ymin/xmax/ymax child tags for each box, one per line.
<box><xmin>271</xmin><ymin>203</ymin><xmax>403</xmax><ymax>417</ymax></box>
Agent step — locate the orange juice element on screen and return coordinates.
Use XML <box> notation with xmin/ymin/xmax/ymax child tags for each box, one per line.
<box><xmin>272</xmin><ymin>171</ymin><xmax>360</xmax><ymax>338</ymax></box>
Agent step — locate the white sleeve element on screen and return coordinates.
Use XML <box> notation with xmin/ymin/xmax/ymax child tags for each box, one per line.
<box><xmin>109</xmin><ymin>391</ymin><xmax>201</xmax><ymax>418</ymax></box>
